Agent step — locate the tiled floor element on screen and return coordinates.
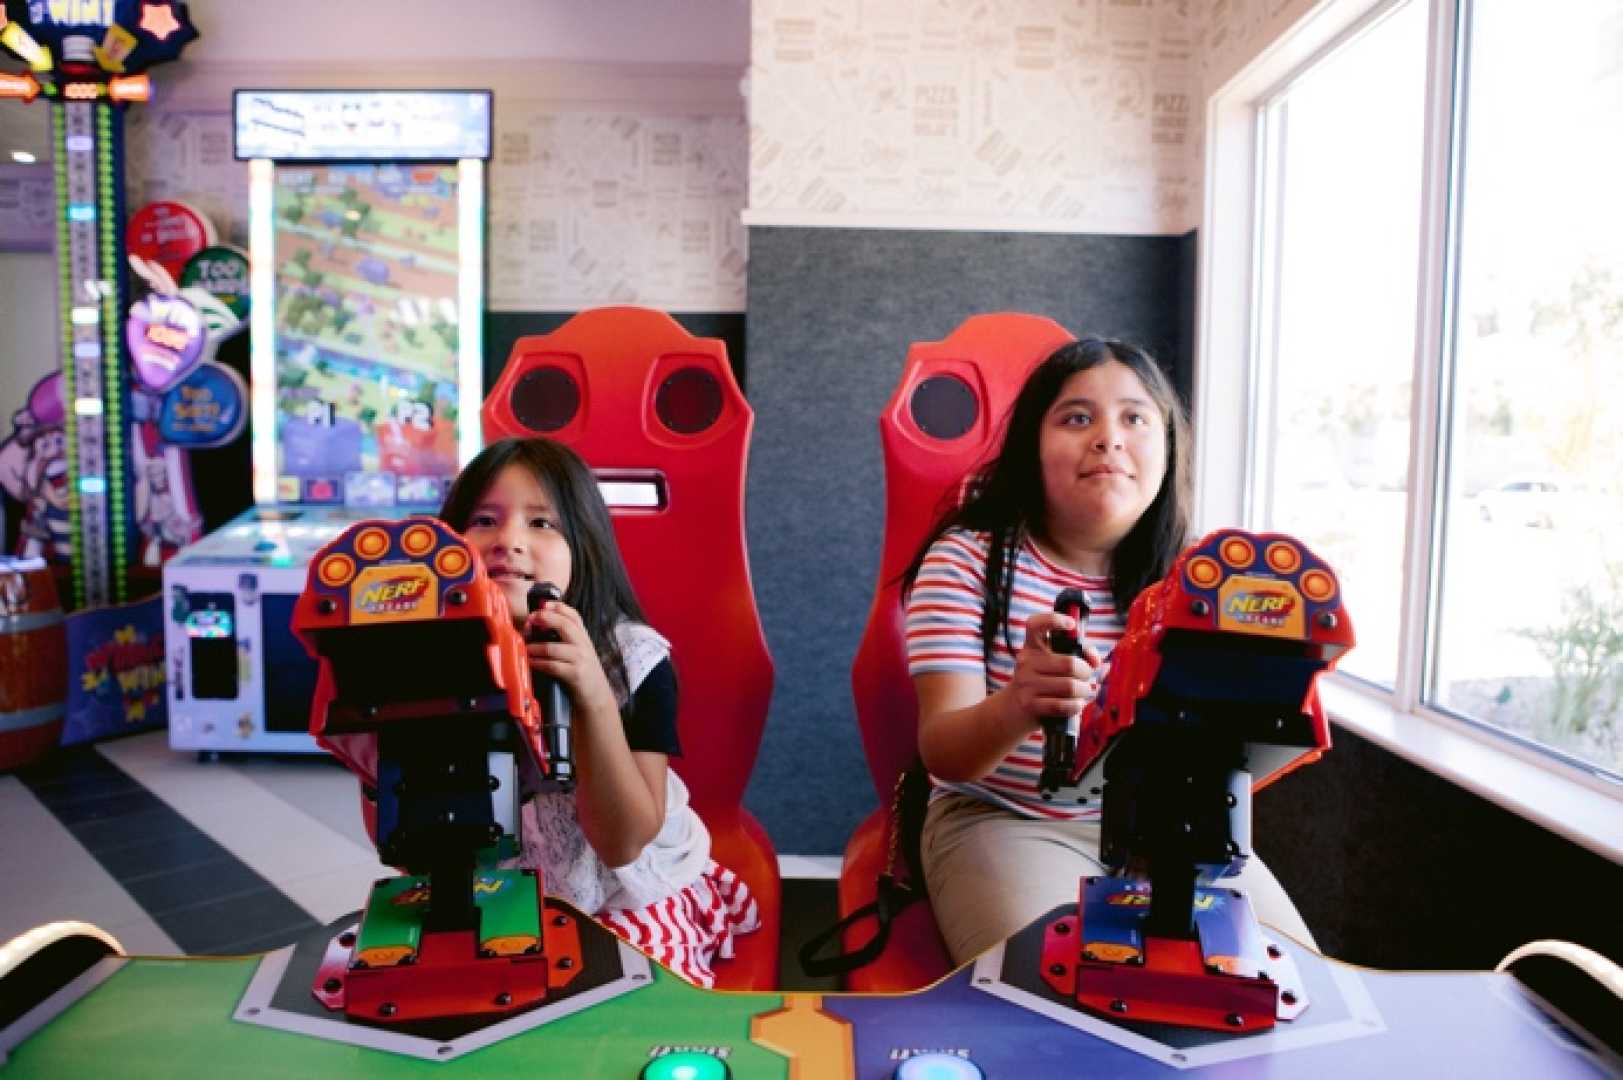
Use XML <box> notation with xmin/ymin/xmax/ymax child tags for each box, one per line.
<box><xmin>4</xmin><ymin>731</ymin><xmax>841</xmax><ymax>988</ymax></box>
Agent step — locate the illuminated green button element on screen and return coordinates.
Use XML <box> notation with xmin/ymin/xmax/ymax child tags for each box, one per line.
<box><xmin>893</xmin><ymin>1054</ymin><xmax>985</xmax><ymax>1080</ymax></box>
<box><xmin>639</xmin><ymin>1052</ymin><xmax>730</xmax><ymax>1080</ymax></box>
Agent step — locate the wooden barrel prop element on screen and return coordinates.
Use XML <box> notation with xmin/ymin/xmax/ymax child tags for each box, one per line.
<box><xmin>0</xmin><ymin>556</ymin><xmax>68</xmax><ymax>771</ymax></box>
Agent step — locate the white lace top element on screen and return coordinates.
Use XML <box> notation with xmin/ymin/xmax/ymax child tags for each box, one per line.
<box><xmin>514</xmin><ymin>621</ymin><xmax>711</xmax><ymax>913</ymax></box>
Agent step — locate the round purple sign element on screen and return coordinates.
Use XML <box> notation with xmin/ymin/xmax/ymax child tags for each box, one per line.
<box><xmin>127</xmin><ymin>293</ymin><xmax>205</xmax><ymax>394</ymax></box>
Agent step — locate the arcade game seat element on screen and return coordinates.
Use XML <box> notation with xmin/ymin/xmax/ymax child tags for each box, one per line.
<box><xmin>840</xmin><ymin>314</ymin><xmax>1076</xmax><ymax>991</ymax></box>
<box><xmin>483</xmin><ymin>307</ymin><xmax>779</xmax><ymax>990</ymax></box>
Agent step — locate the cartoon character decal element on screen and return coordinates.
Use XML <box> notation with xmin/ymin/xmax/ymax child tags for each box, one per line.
<box><xmin>0</xmin><ymin>372</ymin><xmax>71</xmax><ymax>564</ymax></box>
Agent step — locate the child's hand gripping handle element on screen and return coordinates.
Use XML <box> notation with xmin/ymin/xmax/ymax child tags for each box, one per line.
<box><xmin>1038</xmin><ymin>588</ymin><xmax>1091</xmax><ymax>797</ymax></box>
<box><xmin>528</xmin><ymin>582</ymin><xmax>575</xmax><ymax>793</ymax></box>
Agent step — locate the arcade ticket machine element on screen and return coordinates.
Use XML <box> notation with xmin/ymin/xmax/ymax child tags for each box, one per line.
<box><xmin>164</xmin><ymin>90</ymin><xmax>491</xmax><ymax>754</ymax></box>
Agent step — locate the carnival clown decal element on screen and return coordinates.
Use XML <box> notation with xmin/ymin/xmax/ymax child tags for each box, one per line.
<box><xmin>0</xmin><ymin>372</ymin><xmax>71</xmax><ymax>564</ymax></box>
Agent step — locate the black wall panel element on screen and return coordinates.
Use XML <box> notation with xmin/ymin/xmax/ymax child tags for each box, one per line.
<box><xmin>1255</xmin><ymin>723</ymin><xmax>1623</xmax><ymax>970</ymax></box>
<box><xmin>483</xmin><ymin>311</ymin><xmax>747</xmax><ymax>394</ymax></box>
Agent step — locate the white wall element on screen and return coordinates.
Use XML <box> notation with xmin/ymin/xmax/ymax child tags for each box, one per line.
<box><xmin>746</xmin><ymin>0</ymin><xmax>1201</xmax><ymax>234</ymax></box>
<box><xmin>120</xmin><ymin>61</ymin><xmax>749</xmax><ymax>313</ymax></box>
<box><xmin>2</xmin><ymin>3</ymin><xmax>753</xmax><ymax>315</ymax></box>
<box><xmin>0</xmin><ymin>250</ymin><xmax>61</xmax><ymax>443</ymax></box>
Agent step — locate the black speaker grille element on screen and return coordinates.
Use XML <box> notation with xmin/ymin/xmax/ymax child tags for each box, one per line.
<box><xmin>909</xmin><ymin>374</ymin><xmax>977</xmax><ymax>440</ymax></box>
<box><xmin>654</xmin><ymin>367</ymin><xmax>723</xmax><ymax>435</ymax></box>
<box><xmin>510</xmin><ymin>367</ymin><xmax>581</xmax><ymax>432</ymax></box>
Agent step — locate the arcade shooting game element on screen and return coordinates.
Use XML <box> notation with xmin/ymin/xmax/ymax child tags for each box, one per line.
<box><xmin>1030</xmin><ymin>529</ymin><xmax>1354</xmax><ymax>1032</ymax></box>
<box><xmin>163</xmin><ymin>89</ymin><xmax>491</xmax><ymax>755</ymax></box>
<box><xmin>291</xmin><ymin>516</ymin><xmax>586</xmax><ymax>1026</ymax></box>
<box><xmin>290</xmin><ymin>523</ymin><xmax>1351</xmax><ymax>1038</ymax></box>
<box><xmin>0</xmin><ymin>0</ymin><xmax>200</xmax><ymax>609</ymax></box>
<box><xmin>2</xmin><ymin>528</ymin><xmax>1614</xmax><ymax>1077</ymax></box>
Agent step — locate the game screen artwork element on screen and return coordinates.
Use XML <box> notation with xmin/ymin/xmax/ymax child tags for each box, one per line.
<box><xmin>271</xmin><ymin>163</ymin><xmax>462</xmax><ymax>508</ymax></box>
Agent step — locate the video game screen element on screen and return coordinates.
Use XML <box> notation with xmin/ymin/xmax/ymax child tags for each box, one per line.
<box><xmin>271</xmin><ymin>163</ymin><xmax>462</xmax><ymax>508</ymax></box>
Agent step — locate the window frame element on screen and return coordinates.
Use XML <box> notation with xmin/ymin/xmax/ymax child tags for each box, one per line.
<box><xmin>1195</xmin><ymin>0</ymin><xmax>1623</xmax><ymax>861</ymax></box>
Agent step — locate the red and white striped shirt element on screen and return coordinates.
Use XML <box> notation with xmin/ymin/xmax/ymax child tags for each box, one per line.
<box><xmin>905</xmin><ymin>528</ymin><xmax>1125</xmax><ymax>820</ymax></box>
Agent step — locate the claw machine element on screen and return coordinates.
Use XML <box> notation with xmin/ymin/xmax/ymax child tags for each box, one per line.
<box><xmin>164</xmin><ymin>89</ymin><xmax>491</xmax><ymax>753</ymax></box>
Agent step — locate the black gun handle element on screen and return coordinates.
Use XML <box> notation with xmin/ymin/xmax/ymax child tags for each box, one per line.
<box><xmin>1039</xmin><ymin>588</ymin><xmax>1091</xmax><ymax>797</ymax></box>
<box><xmin>1047</xmin><ymin>587</ymin><xmax>1092</xmax><ymax>656</ymax></box>
<box><xmin>527</xmin><ymin>582</ymin><xmax>574</xmax><ymax>792</ymax></box>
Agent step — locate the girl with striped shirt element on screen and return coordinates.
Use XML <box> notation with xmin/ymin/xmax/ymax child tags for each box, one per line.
<box><xmin>439</xmin><ymin>438</ymin><xmax>758</xmax><ymax>987</ymax></box>
<box><xmin>903</xmin><ymin>338</ymin><xmax>1314</xmax><ymax>965</ymax></box>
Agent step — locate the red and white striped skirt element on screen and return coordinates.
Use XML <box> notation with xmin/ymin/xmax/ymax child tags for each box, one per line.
<box><xmin>595</xmin><ymin>859</ymin><xmax>760</xmax><ymax>988</ymax></box>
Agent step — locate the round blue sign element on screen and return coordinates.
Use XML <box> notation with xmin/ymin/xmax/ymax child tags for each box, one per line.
<box><xmin>158</xmin><ymin>359</ymin><xmax>246</xmax><ymax>448</ymax></box>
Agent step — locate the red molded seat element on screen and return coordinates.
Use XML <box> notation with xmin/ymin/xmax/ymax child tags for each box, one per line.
<box><xmin>484</xmin><ymin>306</ymin><xmax>778</xmax><ymax>990</ymax></box>
<box><xmin>842</xmin><ymin>313</ymin><xmax>1075</xmax><ymax>991</ymax></box>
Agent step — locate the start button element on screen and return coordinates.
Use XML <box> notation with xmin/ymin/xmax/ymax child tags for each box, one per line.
<box><xmin>893</xmin><ymin>1053</ymin><xmax>985</xmax><ymax>1080</ymax></box>
<box><xmin>640</xmin><ymin>1051</ymin><xmax>731</xmax><ymax>1080</ymax></box>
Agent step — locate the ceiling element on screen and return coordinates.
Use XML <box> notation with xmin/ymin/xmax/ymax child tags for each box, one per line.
<box><xmin>1</xmin><ymin>0</ymin><xmax>750</xmax><ymax>165</ymax></box>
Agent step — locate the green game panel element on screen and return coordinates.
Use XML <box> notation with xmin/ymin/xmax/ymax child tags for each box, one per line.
<box><xmin>4</xmin><ymin>958</ymin><xmax>790</xmax><ymax>1079</ymax></box>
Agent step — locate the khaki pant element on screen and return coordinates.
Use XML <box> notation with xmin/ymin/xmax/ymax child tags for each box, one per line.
<box><xmin>921</xmin><ymin>792</ymin><xmax>1318</xmax><ymax>966</ymax></box>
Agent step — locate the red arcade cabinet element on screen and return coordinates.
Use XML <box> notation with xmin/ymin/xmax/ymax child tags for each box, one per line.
<box><xmin>482</xmin><ymin>306</ymin><xmax>779</xmax><ymax>990</ymax></box>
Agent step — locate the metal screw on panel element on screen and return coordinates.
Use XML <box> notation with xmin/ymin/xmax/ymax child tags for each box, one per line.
<box><xmin>1225</xmin><ymin>1013</ymin><xmax>1245</xmax><ymax>1027</ymax></box>
<box><xmin>379</xmin><ymin>1003</ymin><xmax>397</xmax><ymax>1018</ymax></box>
<box><xmin>494</xmin><ymin>992</ymin><xmax>512</xmax><ymax>1007</ymax></box>
<box><xmin>1281</xmin><ymin>990</ymin><xmax>1298</xmax><ymax>1005</ymax></box>
<box><xmin>317</xmin><ymin>598</ymin><xmax>337</xmax><ymax>615</ymax></box>
<box><xmin>557</xmin><ymin>957</ymin><xmax>574</xmax><ymax>970</ymax></box>
<box><xmin>323</xmin><ymin>977</ymin><xmax>342</xmax><ymax>992</ymax></box>
<box><xmin>1110</xmin><ymin>999</ymin><xmax>1129</xmax><ymax>1014</ymax></box>
<box><xmin>1191</xmin><ymin>599</ymin><xmax>1211</xmax><ymax>617</ymax></box>
<box><xmin>447</xmin><ymin>588</ymin><xmax>467</xmax><ymax>606</ymax></box>
<box><xmin>1317</xmin><ymin>612</ymin><xmax>1338</xmax><ymax>630</ymax></box>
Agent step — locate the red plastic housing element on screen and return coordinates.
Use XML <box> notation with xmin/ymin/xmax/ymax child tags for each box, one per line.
<box><xmin>291</xmin><ymin>516</ymin><xmax>545</xmax><ymax>787</ymax></box>
<box><xmin>1071</xmin><ymin>527</ymin><xmax>1356</xmax><ymax>790</ymax></box>
<box><xmin>482</xmin><ymin>306</ymin><xmax>779</xmax><ymax>989</ymax></box>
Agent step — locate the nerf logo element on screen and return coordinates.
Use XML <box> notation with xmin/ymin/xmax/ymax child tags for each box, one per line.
<box><xmin>357</xmin><ymin>575</ymin><xmax>428</xmax><ymax>614</ymax></box>
<box><xmin>1226</xmin><ymin>590</ymin><xmax>1295</xmax><ymax>627</ymax></box>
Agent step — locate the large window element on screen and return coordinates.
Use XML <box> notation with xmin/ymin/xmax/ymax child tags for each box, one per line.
<box><xmin>1431</xmin><ymin>1</ymin><xmax>1623</xmax><ymax>777</ymax></box>
<box><xmin>1253</xmin><ymin>0</ymin><xmax>1428</xmax><ymax>689</ymax></box>
<box><xmin>1208</xmin><ymin>0</ymin><xmax>1623</xmax><ymax>793</ymax></box>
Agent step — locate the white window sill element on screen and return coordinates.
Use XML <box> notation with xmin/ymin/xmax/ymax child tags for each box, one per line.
<box><xmin>1319</xmin><ymin>676</ymin><xmax>1623</xmax><ymax>865</ymax></box>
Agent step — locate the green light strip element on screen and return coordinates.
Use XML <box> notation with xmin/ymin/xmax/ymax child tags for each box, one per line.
<box><xmin>96</xmin><ymin>102</ymin><xmax>127</xmax><ymax>604</ymax></box>
<box><xmin>52</xmin><ymin>105</ymin><xmax>85</xmax><ymax>610</ymax></box>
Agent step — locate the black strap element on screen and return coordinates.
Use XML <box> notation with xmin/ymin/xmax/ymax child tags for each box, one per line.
<box><xmin>797</xmin><ymin>873</ymin><xmax>924</xmax><ymax>978</ymax></box>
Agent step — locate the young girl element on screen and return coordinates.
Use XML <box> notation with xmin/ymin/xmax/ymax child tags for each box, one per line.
<box><xmin>438</xmin><ymin>436</ymin><xmax>758</xmax><ymax>987</ymax></box>
<box><xmin>904</xmin><ymin>337</ymin><xmax>1316</xmax><ymax>964</ymax></box>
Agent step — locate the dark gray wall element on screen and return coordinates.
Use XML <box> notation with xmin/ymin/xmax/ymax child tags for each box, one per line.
<box><xmin>741</xmin><ymin>225</ymin><xmax>1199</xmax><ymax>855</ymax></box>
